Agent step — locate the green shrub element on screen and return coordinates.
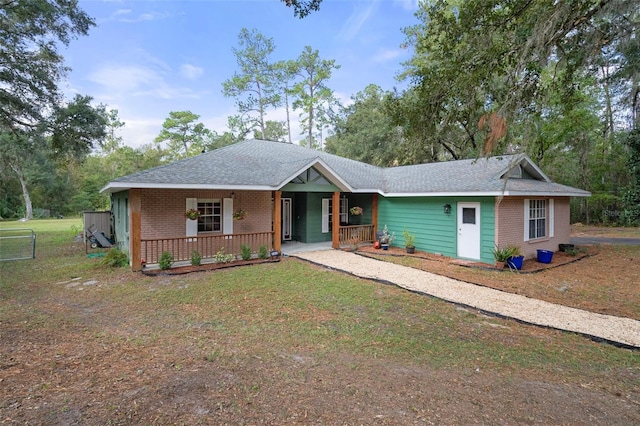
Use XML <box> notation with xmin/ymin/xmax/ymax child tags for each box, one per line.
<box><xmin>240</xmin><ymin>244</ymin><xmax>252</xmax><ymax>261</ymax></box>
<box><xmin>159</xmin><ymin>251</ymin><xmax>174</xmax><ymax>270</ymax></box>
<box><xmin>491</xmin><ymin>244</ymin><xmax>522</xmax><ymax>262</ymax></box>
<box><xmin>190</xmin><ymin>249</ymin><xmax>202</xmax><ymax>266</ymax></box>
<box><xmin>402</xmin><ymin>229</ymin><xmax>416</xmax><ymax>248</ymax></box>
<box><xmin>258</xmin><ymin>244</ymin><xmax>269</xmax><ymax>259</ymax></box>
<box><xmin>99</xmin><ymin>247</ymin><xmax>129</xmax><ymax>268</ymax></box>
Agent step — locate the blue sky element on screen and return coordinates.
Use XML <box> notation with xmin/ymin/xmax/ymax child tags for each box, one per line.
<box><xmin>62</xmin><ymin>0</ymin><xmax>420</xmax><ymax>148</ymax></box>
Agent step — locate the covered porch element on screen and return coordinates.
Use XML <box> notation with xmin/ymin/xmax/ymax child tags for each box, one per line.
<box><xmin>129</xmin><ymin>189</ymin><xmax>378</xmax><ymax>270</ymax></box>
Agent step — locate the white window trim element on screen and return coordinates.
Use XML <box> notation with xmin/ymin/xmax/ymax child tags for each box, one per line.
<box><xmin>321</xmin><ymin>199</ymin><xmax>329</xmax><ymax>233</ymax></box>
<box><xmin>322</xmin><ymin>197</ymin><xmax>348</xmax><ymax>233</ymax></box>
<box><xmin>524</xmin><ymin>199</ymin><xmax>553</xmax><ymax>241</ymax></box>
<box><xmin>197</xmin><ymin>198</ymin><xmax>223</xmax><ymax>233</ymax></box>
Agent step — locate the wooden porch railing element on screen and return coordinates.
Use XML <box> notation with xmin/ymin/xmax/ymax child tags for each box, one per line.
<box><xmin>338</xmin><ymin>224</ymin><xmax>375</xmax><ymax>245</ymax></box>
<box><xmin>141</xmin><ymin>232</ymin><xmax>274</xmax><ymax>264</ymax></box>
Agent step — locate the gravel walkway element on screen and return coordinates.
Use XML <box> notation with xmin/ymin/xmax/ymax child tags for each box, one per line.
<box><xmin>293</xmin><ymin>250</ymin><xmax>640</xmax><ymax>348</ymax></box>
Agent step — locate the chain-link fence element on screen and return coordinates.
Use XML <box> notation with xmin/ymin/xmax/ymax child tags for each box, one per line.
<box><xmin>0</xmin><ymin>228</ymin><xmax>36</xmax><ymax>261</ymax></box>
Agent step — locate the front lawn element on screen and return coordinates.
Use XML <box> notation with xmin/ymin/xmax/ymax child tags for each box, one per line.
<box><xmin>1</xmin><ymin>219</ymin><xmax>638</xmax><ymax>424</ymax></box>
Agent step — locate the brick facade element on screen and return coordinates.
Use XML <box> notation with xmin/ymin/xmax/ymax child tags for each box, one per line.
<box><xmin>495</xmin><ymin>196</ymin><xmax>571</xmax><ymax>259</ymax></box>
<box><xmin>139</xmin><ymin>189</ymin><xmax>272</xmax><ymax>240</ymax></box>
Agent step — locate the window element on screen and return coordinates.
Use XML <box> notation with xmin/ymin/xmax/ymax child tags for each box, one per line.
<box><xmin>198</xmin><ymin>200</ymin><xmax>221</xmax><ymax>232</ymax></box>
<box><xmin>462</xmin><ymin>207</ymin><xmax>476</xmax><ymax>224</ymax></box>
<box><xmin>322</xmin><ymin>197</ymin><xmax>348</xmax><ymax>233</ymax></box>
<box><xmin>528</xmin><ymin>199</ymin><xmax>546</xmax><ymax>239</ymax></box>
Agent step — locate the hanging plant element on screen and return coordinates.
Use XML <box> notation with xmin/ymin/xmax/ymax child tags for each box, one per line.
<box><xmin>233</xmin><ymin>208</ymin><xmax>247</xmax><ymax>220</ymax></box>
<box><xmin>349</xmin><ymin>206</ymin><xmax>363</xmax><ymax>216</ymax></box>
<box><xmin>184</xmin><ymin>209</ymin><xmax>201</xmax><ymax>220</ymax></box>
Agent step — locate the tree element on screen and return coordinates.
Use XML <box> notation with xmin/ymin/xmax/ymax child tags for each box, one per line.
<box><xmin>273</xmin><ymin>60</ymin><xmax>299</xmax><ymax>143</ymax></box>
<box><xmin>154</xmin><ymin>111</ymin><xmax>210</xmax><ymax>160</ymax></box>
<box><xmin>290</xmin><ymin>46</ymin><xmax>340</xmax><ymax>149</ymax></box>
<box><xmin>100</xmin><ymin>109</ymin><xmax>125</xmax><ymax>154</ymax></box>
<box><xmin>326</xmin><ymin>85</ymin><xmax>403</xmax><ymax>166</ymax></box>
<box><xmin>1</xmin><ymin>95</ymin><xmax>107</xmax><ymax>219</ymax></box>
<box><xmin>398</xmin><ymin>0</ymin><xmax>639</xmax><ymax>157</ymax></box>
<box><xmin>253</xmin><ymin>120</ymin><xmax>288</xmax><ymax>142</ymax></box>
<box><xmin>0</xmin><ymin>0</ymin><xmax>94</xmax><ymax>129</ymax></box>
<box><xmin>222</xmin><ymin>28</ymin><xmax>280</xmax><ymax>140</ymax></box>
<box><xmin>280</xmin><ymin>0</ymin><xmax>322</xmax><ymax>18</ymax></box>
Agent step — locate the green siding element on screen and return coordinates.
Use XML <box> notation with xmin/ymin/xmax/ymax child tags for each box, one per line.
<box><xmin>344</xmin><ymin>193</ymin><xmax>372</xmax><ymax>225</ymax></box>
<box><xmin>378</xmin><ymin>196</ymin><xmax>495</xmax><ymax>264</ymax></box>
<box><xmin>304</xmin><ymin>192</ymin><xmax>333</xmax><ymax>243</ymax></box>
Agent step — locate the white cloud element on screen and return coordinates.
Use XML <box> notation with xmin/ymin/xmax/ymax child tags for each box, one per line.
<box><xmin>180</xmin><ymin>64</ymin><xmax>204</xmax><ymax>80</ymax></box>
<box><xmin>339</xmin><ymin>0</ymin><xmax>380</xmax><ymax>41</ymax></box>
<box><xmin>88</xmin><ymin>64</ymin><xmax>204</xmax><ymax>100</ymax></box>
<box><xmin>372</xmin><ymin>47</ymin><xmax>406</xmax><ymax>63</ymax></box>
<box><xmin>109</xmin><ymin>117</ymin><xmax>162</xmax><ymax>149</ymax></box>
<box><xmin>89</xmin><ymin>65</ymin><xmax>159</xmax><ymax>92</ymax></box>
<box><xmin>113</xmin><ymin>9</ymin><xmax>131</xmax><ymax>16</ymax></box>
<box><xmin>116</xmin><ymin>11</ymin><xmax>170</xmax><ymax>23</ymax></box>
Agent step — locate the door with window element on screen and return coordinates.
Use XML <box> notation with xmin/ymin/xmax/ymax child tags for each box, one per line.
<box><xmin>457</xmin><ymin>202</ymin><xmax>480</xmax><ymax>260</ymax></box>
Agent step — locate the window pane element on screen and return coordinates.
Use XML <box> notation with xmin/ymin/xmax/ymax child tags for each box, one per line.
<box><xmin>197</xmin><ymin>200</ymin><xmax>221</xmax><ymax>233</ymax></box>
<box><xmin>462</xmin><ymin>208</ymin><xmax>476</xmax><ymax>224</ymax></box>
<box><xmin>528</xmin><ymin>199</ymin><xmax>547</xmax><ymax>239</ymax></box>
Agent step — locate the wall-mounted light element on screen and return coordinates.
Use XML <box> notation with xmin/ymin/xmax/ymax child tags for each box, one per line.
<box><xmin>231</xmin><ymin>192</ymin><xmax>235</xmax><ymax>199</ymax></box>
<box><xmin>443</xmin><ymin>204</ymin><xmax>452</xmax><ymax>215</ymax></box>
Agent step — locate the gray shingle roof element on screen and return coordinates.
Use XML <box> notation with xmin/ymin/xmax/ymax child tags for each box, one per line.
<box><xmin>102</xmin><ymin>139</ymin><xmax>589</xmax><ymax>197</ymax></box>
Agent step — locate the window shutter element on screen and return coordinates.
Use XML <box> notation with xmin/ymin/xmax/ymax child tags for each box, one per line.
<box><xmin>186</xmin><ymin>198</ymin><xmax>198</xmax><ymax>237</ymax></box>
<box><xmin>223</xmin><ymin>198</ymin><xmax>233</xmax><ymax>235</ymax></box>
<box><xmin>523</xmin><ymin>199</ymin><xmax>530</xmax><ymax>241</ymax></box>
<box><xmin>549</xmin><ymin>199</ymin><xmax>554</xmax><ymax>238</ymax></box>
<box><xmin>322</xmin><ymin>199</ymin><xmax>329</xmax><ymax>233</ymax></box>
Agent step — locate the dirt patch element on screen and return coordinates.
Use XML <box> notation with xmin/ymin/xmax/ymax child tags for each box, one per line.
<box><xmin>1</xmin><ymin>226</ymin><xmax>638</xmax><ymax>424</ymax></box>
<box><xmin>571</xmin><ymin>223</ymin><xmax>640</xmax><ymax>238</ymax></box>
<box><xmin>356</xmin><ymin>243</ymin><xmax>639</xmax><ymax>321</ymax></box>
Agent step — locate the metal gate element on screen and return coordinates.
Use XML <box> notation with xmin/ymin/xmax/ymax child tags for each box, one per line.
<box><xmin>0</xmin><ymin>228</ymin><xmax>36</xmax><ymax>261</ymax></box>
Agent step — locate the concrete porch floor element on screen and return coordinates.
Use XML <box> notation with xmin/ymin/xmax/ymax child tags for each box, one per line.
<box><xmin>279</xmin><ymin>240</ymin><xmax>333</xmax><ymax>255</ymax></box>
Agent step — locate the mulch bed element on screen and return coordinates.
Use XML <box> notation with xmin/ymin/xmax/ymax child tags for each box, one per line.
<box><xmin>142</xmin><ymin>258</ymin><xmax>281</xmax><ymax>275</ymax></box>
<box><xmin>355</xmin><ymin>244</ymin><xmax>593</xmax><ymax>273</ymax></box>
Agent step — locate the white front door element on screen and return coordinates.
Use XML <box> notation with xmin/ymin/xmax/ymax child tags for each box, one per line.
<box><xmin>457</xmin><ymin>202</ymin><xmax>481</xmax><ymax>260</ymax></box>
<box><xmin>282</xmin><ymin>198</ymin><xmax>292</xmax><ymax>241</ymax></box>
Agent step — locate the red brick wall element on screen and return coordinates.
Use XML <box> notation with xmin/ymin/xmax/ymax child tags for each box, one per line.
<box><xmin>140</xmin><ymin>189</ymin><xmax>272</xmax><ymax>240</ymax></box>
<box><xmin>495</xmin><ymin>196</ymin><xmax>571</xmax><ymax>259</ymax></box>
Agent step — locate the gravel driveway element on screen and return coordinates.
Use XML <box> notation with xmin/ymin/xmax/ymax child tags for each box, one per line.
<box><xmin>293</xmin><ymin>250</ymin><xmax>640</xmax><ymax>348</ymax></box>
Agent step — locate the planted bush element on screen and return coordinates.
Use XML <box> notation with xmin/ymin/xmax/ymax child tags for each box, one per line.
<box><xmin>240</xmin><ymin>244</ymin><xmax>252</xmax><ymax>261</ymax></box>
<box><xmin>190</xmin><ymin>249</ymin><xmax>202</xmax><ymax>266</ymax></box>
<box><xmin>159</xmin><ymin>251</ymin><xmax>174</xmax><ymax>270</ymax></box>
<box><xmin>491</xmin><ymin>245</ymin><xmax>522</xmax><ymax>262</ymax></box>
<box><xmin>258</xmin><ymin>244</ymin><xmax>269</xmax><ymax>259</ymax></box>
<box><xmin>213</xmin><ymin>247</ymin><xmax>234</xmax><ymax>263</ymax></box>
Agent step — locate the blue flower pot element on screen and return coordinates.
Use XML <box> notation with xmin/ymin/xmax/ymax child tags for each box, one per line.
<box><xmin>537</xmin><ymin>249</ymin><xmax>554</xmax><ymax>264</ymax></box>
<box><xmin>506</xmin><ymin>255</ymin><xmax>524</xmax><ymax>270</ymax></box>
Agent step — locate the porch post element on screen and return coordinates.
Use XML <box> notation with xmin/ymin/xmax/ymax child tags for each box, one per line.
<box><xmin>332</xmin><ymin>191</ymin><xmax>340</xmax><ymax>249</ymax></box>
<box><xmin>273</xmin><ymin>190</ymin><xmax>282</xmax><ymax>253</ymax></box>
<box><xmin>372</xmin><ymin>193</ymin><xmax>379</xmax><ymax>236</ymax></box>
<box><xmin>130</xmin><ymin>189</ymin><xmax>142</xmax><ymax>272</ymax></box>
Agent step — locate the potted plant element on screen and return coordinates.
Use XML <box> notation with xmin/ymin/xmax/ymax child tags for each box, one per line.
<box><xmin>379</xmin><ymin>225</ymin><xmax>395</xmax><ymax>250</ymax></box>
<box><xmin>349</xmin><ymin>206</ymin><xmax>363</xmax><ymax>216</ymax></box>
<box><xmin>232</xmin><ymin>208</ymin><xmax>247</xmax><ymax>220</ymax></box>
<box><xmin>402</xmin><ymin>229</ymin><xmax>416</xmax><ymax>254</ymax></box>
<box><xmin>491</xmin><ymin>244</ymin><xmax>523</xmax><ymax>270</ymax></box>
<box><xmin>347</xmin><ymin>234</ymin><xmax>361</xmax><ymax>251</ymax></box>
<box><xmin>184</xmin><ymin>209</ymin><xmax>201</xmax><ymax>220</ymax></box>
